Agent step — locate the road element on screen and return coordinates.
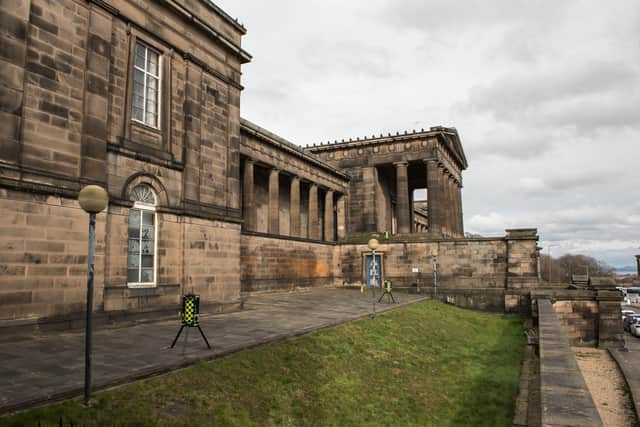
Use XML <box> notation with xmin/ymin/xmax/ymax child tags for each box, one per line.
<box><xmin>622</xmin><ymin>304</ymin><xmax>640</xmax><ymax>350</ymax></box>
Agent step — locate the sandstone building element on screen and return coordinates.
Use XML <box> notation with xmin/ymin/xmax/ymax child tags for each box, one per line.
<box><xmin>0</xmin><ymin>0</ymin><xmax>541</xmax><ymax>330</ymax></box>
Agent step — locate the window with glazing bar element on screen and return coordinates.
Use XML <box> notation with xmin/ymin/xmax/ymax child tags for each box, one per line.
<box><xmin>132</xmin><ymin>41</ymin><xmax>160</xmax><ymax>128</ymax></box>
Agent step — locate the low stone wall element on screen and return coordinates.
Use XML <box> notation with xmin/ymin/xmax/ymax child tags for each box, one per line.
<box><xmin>240</xmin><ymin>232</ymin><xmax>339</xmax><ymax>293</ymax></box>
<box><xmin>532</xmin><ymin>289</ymin><xmax>624</xmax><ymax>348</ymax></box>
<box><xmin>537</xmin><ymin>299</ymin><xmax>603</xmax><ymax>426</ymax></box>
<box><xmin>338</xmin><ymin>230</ymin><xmax>539</xmax><ymax>313</ymax></box>
<box><xmin>239</xmin><ymin>230</ymin><xmax>540</xmax><ymax>312</ymax></box>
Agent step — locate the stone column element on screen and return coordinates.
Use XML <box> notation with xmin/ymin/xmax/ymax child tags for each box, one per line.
<box><xmin>443</xmin><ymin>171</ymin><xmax>453</xmax><ymax>237</ymax></box>
<box><xmin>448</xmin><ymin>174</ymin><xmax>457</xmax><ymax>237</ymax></box>
<box><xmin>457</xmin><ymin>181</ymin><xmax>464</xmax><ymax>236</ymax></box>
<box><xmin>268</xmin><ymin>168</ymin><xmax>279</xmax><ymax>234</ymax></box>
<box><xmin>425</xmin><ymin>160</ymin><xmax>444</xmax><ymax>237</ymax></box>
<box><xmin>242</xmin><ymin>158</ymin><xmax>255</xmax><ymax>231</ymax></box>
<box><xmin>449</xmin><ymin>175</ymin><xmax>458</xmax><ymax>237</ymax></box>
<box><xmin>336</xmin><ymin>194</ymin><xmax>346</xmax><ymax>240</ymax></box>
<box><xmin>442</xmin><ymin>173</ymin><xmax>449</xmax><ymax>237</ymax></box>
<box><xmin>290</xmin><ymin>176</ymin><xmax>301</xmax><ymax>237</ymax></box>
<box><xmin>309</xmin><ymin>184</ymin><xmax>319</xmax><ymax>239</ymax></box>
<box><xmin>324</xmin><ymin>190</ymin><xmax>334</xmax><ymax>241</ymax></box>
<box><xmin>394</xmin><ymin>161</ymin><xmax>410</xmax><ymax>234</ymax></box>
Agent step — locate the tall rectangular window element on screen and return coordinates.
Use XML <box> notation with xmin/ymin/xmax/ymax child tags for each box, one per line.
<box><xmin>128</xmin><ymin>208</ymin><xmax>156</xmax><ymax>284</ymax></box>
<box><xmin>132</xmin><ymin>41</ymin><xmax>160</xmax><ymax>128</ymax></box>
<box><xmin>127</xmin><ymin>185</ymin><xmax>157</xmax><ymax>286</ymax></box>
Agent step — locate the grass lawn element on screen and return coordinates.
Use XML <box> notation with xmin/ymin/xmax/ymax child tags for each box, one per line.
<box><xmin>1</xmin><ymin>301</ymin><xmax>524</xmax><ymax>427</ymax></box>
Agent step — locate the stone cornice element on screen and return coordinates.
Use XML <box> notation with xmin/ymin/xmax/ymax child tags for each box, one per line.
<box><xmin>240</xmin><ymin>118</ymin><xmax>349</xmax><ymax>181</ymax></box>
<box><xmin>87</xmin><ymin>0</ymin><xmax>252</xmax><ymax>72</ymax></box>
<box><xmin>306</xmin><ymin>127</ymin><xmax>468</xmax><ymax>171</ymax></box>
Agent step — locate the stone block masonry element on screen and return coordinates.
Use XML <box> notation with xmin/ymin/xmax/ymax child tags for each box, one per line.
<box><xmin>240</xmin><ymin>233</ymin><xmax>338</xmax><ymax>293</ymax></box>
<box><xmin>531</xmin><ymin>289</ymin><xmax>624</xmax><ymax>349</ymax></box>
<box><xmin>0</xmin><ymin>0</ymin><xmax>249</xmax><ymax>329</ymax></box>
<box><xmin>0</xmin><ymin>189</ymin><xmax>106</xmax><ymax>321</ymax></box>
<box><xmin>338</xmin><ymin>232</ymin><xmax>539</xmax><ymax>312</ymax></box>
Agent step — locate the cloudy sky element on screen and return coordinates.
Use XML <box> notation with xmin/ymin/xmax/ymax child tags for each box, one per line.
<box><xmin>215</xmin><ymin>0</ymin><xmax>640</xmax><ymax>268</ymax></box>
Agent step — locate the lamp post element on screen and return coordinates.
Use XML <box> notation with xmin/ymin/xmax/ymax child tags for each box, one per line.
<box><xmin>431</xmin><ymin>248</ymin><xmax>438</xmax><ymax>299</ymax></box>
<box><xmin>77</xmin><ymin>185</ymin><xmax>109</xmax><ymax>406</ymax></box>
<box><xmin>367</xmin><ymin>238</ymin><xmax>379</xmax><ymax>318</ymax></box>
<box><xmin>547</xmin><ymin>244</ymin><xmax>558</xmax><ymax>283</ymax></box>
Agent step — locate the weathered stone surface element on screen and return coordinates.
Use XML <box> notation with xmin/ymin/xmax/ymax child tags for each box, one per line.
<box><xmin>538</xmin><ymin>299</ymin><xmax>603</xmax><ymax>427</ymax></box>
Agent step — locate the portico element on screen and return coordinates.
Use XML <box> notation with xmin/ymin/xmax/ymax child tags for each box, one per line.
<box><xmin>307</xmin><ymin>127</ymin><xmax>467</xmax><ymax>238</ymax></box>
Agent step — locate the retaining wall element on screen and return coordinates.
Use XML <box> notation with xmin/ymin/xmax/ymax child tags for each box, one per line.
<box><xmin>537</xmin><ymin>299</ymin><xmax>603</xmax><ymax>426</ymax></box>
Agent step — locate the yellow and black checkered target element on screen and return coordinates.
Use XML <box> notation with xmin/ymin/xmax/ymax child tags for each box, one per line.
<box><xmin>181</xmin><ymin>294</ymin><xmax>200</xmax><ymax>326</ymax></box>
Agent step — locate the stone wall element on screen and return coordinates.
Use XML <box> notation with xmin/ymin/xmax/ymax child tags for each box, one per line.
<box><xmin>0</xmin><ymin>187</ymin><xmax>242</xmax><ymax>325</ymax></box>
<box><xmin>0</xmin><ymin>0</ymin><xmax>248</xmax><ymax>327</ymax></box>
<box><xmin>0</xmin><ymin>189</ymin><xmax>106</xmax><ymax>322</ymax></box>
<box><xmin>103</xmin><ymin>207</ymin><xmax>241</xmax><ymax>313</ymax></box>
<box><xmin>551</xmin><ymin>299</ymin><xmax>599</xmax><ymax>346</ymax></box>
<box><xmin>537</xmin><ymin>299</ymin><xmax>603</xmax><ymax>426</ymax></box>
<box><xmin>531</xmin><ymin>289</ymin><xmax>624</xmax><ymax>348</ymax></box>
<box><xmin>240</xmin><ymin>233</ymin><xmax>338</xmax><ymax>293</ymax></box>
<box><xmin>338</xmin><ymin>232</ymin><xmax>539</xmax><ymax>312</ymax></box>
<box><xmin>0</xmin><ymin>0</ymin><xmax>247</xmax><ymax>219</ymax></box>
<box><xmin>237</xmin><ymin>230</ymin><xmax>539</xmax><ymax>312</ymax></box>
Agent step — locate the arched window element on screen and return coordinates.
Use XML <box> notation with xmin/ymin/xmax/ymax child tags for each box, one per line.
<box><xmin>128</xmin><ymin>185</ymin><xmax>157</xmax><ymax>286</ymax></box>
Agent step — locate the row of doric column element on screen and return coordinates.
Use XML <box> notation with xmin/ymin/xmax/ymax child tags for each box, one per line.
<box><xmin>392</xmin><ymin>159</ymin><xmax>463</xmax><ymax>238</ymax></box>
<box><xmin>243</xmin><ymin>157</ymin><xmax>344</xmax><ymax>241</ymax></box>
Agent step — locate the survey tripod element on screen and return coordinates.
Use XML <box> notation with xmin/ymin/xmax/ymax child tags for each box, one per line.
<box><xmin>170</xmin><ymin>293</ymin><xmax>211</xmax><ymax>349</ymax></box>
<box><xmin>378</xmin><ymin>279</ymin><xmax>396</xmax><ymax>303</ymax></box>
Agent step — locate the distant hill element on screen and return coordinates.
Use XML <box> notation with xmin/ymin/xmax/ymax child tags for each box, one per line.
<box><xmin>615</xmin><ymin>265</ymin><xmax>637</xmax><ymax>274</ymax></box>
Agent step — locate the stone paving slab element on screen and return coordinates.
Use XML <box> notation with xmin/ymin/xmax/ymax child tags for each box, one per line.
<box><xmin>0</xmin><ymin>288</ymin><xmax>425</xmax><ymax>415</ymax></box>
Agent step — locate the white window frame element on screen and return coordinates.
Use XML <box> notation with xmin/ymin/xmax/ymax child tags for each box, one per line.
<box><xmin>131</xmin><ymin>41</ymin><xmax>162</xmax><ymax>129</ymax></box>
<box><xmin>127</xmin><ymin>187</ymin><xmax>158</xmax><ymax>288</ymax></box>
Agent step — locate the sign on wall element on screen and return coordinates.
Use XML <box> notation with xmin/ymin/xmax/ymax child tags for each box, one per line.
<box><xmin>365</xmin><ymin>254</ymin><xmax>382</xmax><ymax>288</ymax></box>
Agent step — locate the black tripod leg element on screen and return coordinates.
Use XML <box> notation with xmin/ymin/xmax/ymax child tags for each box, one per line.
<box><xmin>197</xmin><ymin>325</ymin><xmax>211</xmax><ymax>349</ymax></box>
<box><xmin>390</xmin><ymin>293</ymin><xmax>396</xmax><ymax>303</ymax></box>
<box><xmin>170</xmin><ymin>325</ymin><xmax>185</xmax><ymax>348</ymax></box>
<box><xmin>378</xmin><ymin>292</ymin><xmax>385</xmax><ymax>303</ymax></box>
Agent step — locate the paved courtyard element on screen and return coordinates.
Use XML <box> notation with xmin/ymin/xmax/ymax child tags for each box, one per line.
<box><xmin>0</xmin><ymin>288</ymin><xmax>425</xmax><ymax>415</ymax></box>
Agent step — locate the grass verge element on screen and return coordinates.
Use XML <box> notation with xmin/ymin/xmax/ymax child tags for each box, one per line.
<box><xmin>1</xmin><ymin>301</ymin><xmax>524</xmax><ymax>427</ymax></box>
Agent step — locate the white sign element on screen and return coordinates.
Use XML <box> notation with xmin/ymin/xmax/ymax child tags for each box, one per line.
<box><xmin>412</xmin><ymin>267</ymin><xmax>419</xmax><ymax>273</ymax></box>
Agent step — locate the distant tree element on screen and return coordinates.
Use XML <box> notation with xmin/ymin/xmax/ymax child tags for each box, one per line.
<box><xmin>540</xmin><ymin>253</ymin><xmax>614</xmax><ymax>283</ymax></box>
<box><xmin>556</xmin><ymin>254</ymin><xmax>614</xmax><ymax>281</ymax></box>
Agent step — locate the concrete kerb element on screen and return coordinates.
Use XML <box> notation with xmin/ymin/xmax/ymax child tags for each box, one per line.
<box><xmin>609</xmin><ymin>348</ymin><xmax>640</xmax><ymax>422</ymax></box>
<box><xmin>0</xmin><ymin>294</ymin><xmax>429</xmax><ymax>416</ymax></box>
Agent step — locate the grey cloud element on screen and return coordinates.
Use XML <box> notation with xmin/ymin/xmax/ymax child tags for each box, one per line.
<box><xmin>380</xmin><ymin>0</ymin><xmax>565</xmax><ymax>34</ymax></box>
<box><xmin>467</xmin><ymin>61</ymin><xmax>640</xmax><ymax>131</ymax></box>
<box><xmin>546</xmin><ymin>170</ymin><xmax>622</xmax><ymax>192</ymax></box>
<box><xmin>465</xmin><ymin>124</ymin><xmax>553</xmax><ymax>160</ymax></box>
<box><xmin>469</xmin><ymin>61</ymin><xmax>638</xmax><ymax>114</ymax></box>
<box><xmin>297</xmin><ymin>39</ymin><xmax>395</xmax><ymax>79</ymax></box>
